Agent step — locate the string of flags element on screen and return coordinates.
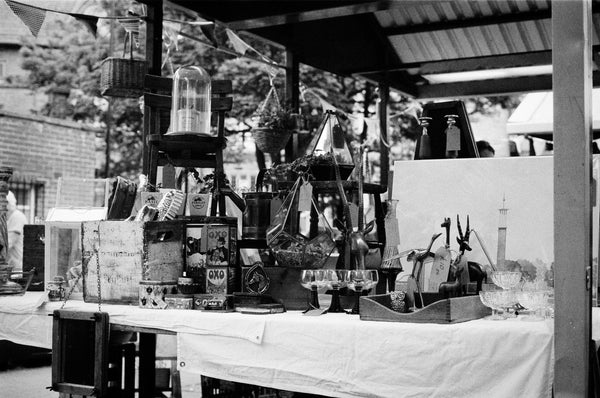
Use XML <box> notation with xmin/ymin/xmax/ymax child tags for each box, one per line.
<box><xmin>5</xmin><ymin>0</ymin><xmax>410</xmax><ymax>151</ymax></box>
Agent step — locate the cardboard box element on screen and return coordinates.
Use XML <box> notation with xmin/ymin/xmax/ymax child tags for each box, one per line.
<box><xmin>82</xmin><ymin>220</ymin><xmax>184</xmax><ymax>304</ymax></box>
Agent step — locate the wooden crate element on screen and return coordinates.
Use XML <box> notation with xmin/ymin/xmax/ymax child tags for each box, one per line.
<box><xmin>359</xmin><ymin>294</ymin><xmax>491</xmax><ymax>324</ymax></box>
<box><xmin>82</xmin><ymin>220</ymin><xmax>184</xmax><ymax>304</ymax></box>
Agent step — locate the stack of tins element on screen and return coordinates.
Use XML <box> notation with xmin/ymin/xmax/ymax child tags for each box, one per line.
<box><xmin>185</xmin><ymin>216</ymin><xmax>238</xmax><ymax>296</ymax></box>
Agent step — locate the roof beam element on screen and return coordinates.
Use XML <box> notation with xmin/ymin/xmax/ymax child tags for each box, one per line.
<box><xmin>352</xmin><ymin>50</ymin><xmax>551</xmax><ymax>76</ymax></box>
<box><xmin>227</xmin><ymin>1</ymin><xmax>436</xmax><ymax>30</ymax></box>
<box><xmin>417</xmin><ymin>72</ymin><xmax>600</xmax><ymax>99</ymax></box>
<box><xmin>417</xmin><ymin>75</ymin><xmax>550</xmax><ymax>99</ymax></box>
<box><xmin>353</xmin><ymin>44</ymin><xmax>600</xmax><ymax>76</ymax></box>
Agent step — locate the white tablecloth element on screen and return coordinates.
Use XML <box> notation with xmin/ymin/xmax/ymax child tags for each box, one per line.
<box><xmin>0</xmin><ymin>292</ymin><xmax>556</xmax><ymax>398</ymax></box>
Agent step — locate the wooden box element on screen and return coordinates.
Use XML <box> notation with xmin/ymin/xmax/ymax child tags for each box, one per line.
<box><xmin>23</xmin><ymin>224</ymin><xmax>45</xmax><ymax>291</ymax></box>
<box><xmin>359</xmin><ymin>294</ymin><xmax>491</xmax><ymax>324</ymax></box>
<box><xmin>241</xmin><ymin>267</ymin><xmax>307</xmax><ymax>310</ymax></box>
<box><xmin>82</xmin><ymin>220</ymin><xmax>184</xmax><ymax>304</ymax></box>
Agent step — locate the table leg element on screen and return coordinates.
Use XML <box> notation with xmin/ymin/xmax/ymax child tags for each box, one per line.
<box><xmin>373</xmin><ymin>194</ymin><xmax>385</xmax><ymax>256</ymax></box>
<box><xmin>139</xmin><ymin>332</ymin><xmax>156</xmax><ymax>398</ymax></box>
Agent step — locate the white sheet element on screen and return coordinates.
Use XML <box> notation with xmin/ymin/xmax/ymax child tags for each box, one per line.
<box><xmin>0</xmin><ymin>292</ymin><xmax>558</xmax><ymax>397</ymax></box>
<box><xmin>0</xmin><ymin>292</ymin><xmax>266</xmax><ymax>345</ymax></box>
<box><xmin>178</xmin><ymin>312</ymin><xmax>554</xmax><ymax>398</ymax></box>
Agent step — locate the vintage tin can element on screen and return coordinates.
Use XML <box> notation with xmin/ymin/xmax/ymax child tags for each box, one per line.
<box><xmin>185</xmin><ymin>217</ymin><xmax>239</xmax><ymax>293</ymax></box>
<box><xmin>139</xmin><ymin>280</ymin><xmax>177</xmax><ymax>309</ymax></box>
<box><xmin>193</xmin><ymin>293</ymin><xmax>233</xmax><ymax>311</ymax></box>
<box><xmin>206</xmin><ymin>266</ymin><xmax>228</xmax><ymax>294</ymax></box>
<box><xmin>165</xmin><ymin>294</ymin><xmax>194</xmax><ymax>309</ymax></box>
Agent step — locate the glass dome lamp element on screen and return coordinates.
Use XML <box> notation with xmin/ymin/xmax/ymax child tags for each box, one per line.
<box><xmin>305</xmin><ymin>110</ymin><xmax>355</xmax><ymax>180</ymax></box>
<box><xmin>169</xmin><ymin>65</ymin><xmax>212</xmax><ymax>136</ymax></box>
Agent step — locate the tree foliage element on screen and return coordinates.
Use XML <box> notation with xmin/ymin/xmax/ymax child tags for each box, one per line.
<box><xmin>16</xmin><ymin>2</ymin><xmax>437</xmax><ymax>180</ymax></box>
<box><xmin>19</xmin><ymin>8</ymin><xmax>143</xmax><ymax>179</ymax></box>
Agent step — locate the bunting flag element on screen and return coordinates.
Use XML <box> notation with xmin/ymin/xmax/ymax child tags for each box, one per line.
<box><xmin>199</xmin><ymin>23</ymin><xmax>219</xmax><ymax>48</ymax></box>
<box><xmin>71</xmin><ymin>12</ymin><xmax>98</xmax><ymax>37</ymax></box>
<box><xmin>118</xmin><ymin>17</ymin><xmax>140</xmax><ymax>47</ymax></box>
<box><xmin>162</xmin><ymin>20</ymin><xmax>181</xmax><ymax>74</ymax></box>
<box><xmin>226</xmin><ymin>28</ymin><xmax>251</xmax><ymax>55</ymax></box>
<box><xmin>5</xmin><ymin>0</ymin><xmax>46</xmax><ymax>37</ymax></box>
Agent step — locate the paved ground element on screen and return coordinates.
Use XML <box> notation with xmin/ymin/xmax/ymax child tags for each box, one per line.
<box><xmin>0</xmin><ymin>358</ymin><xmax>55</xmax><ymax>397</ymax></box>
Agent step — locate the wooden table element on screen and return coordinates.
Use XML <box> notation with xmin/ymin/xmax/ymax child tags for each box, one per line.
<box><xmin>0</xmin><ymin>292</ymin><xmax>560</xmax><ymax>398</ymax></box>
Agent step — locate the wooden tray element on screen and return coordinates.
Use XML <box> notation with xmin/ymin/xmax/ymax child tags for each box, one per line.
<box><xmin>359</xmin><ymin>293</ymin><xmax>491</xmax><ymax>324</ymax></box>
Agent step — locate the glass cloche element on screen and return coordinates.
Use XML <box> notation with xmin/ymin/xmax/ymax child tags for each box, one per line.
<box><xmin>169</xmin><ymin>66</ymin><xmax>212</xmax><ymax>136</ymax></box>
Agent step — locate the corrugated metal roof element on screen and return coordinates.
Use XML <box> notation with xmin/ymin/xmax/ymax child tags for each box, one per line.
<box><xmin>163</xmin><ymin>0</ymin><xmax>600</xmax><ymax>98</ymax></box>
<box><xmin>376</xmin><ymin>0</ymin><xmax>553</xmax><ymax>64</ymax></box>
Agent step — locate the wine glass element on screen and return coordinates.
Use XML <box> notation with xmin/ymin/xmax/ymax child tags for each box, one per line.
<box><xmin>365</xmin><ymin>270</ymin><xmax>379</xmax><ymax>293</ymax></box>
<box><xmin>347</xmin><ymin>270</ymin><xmax>372</xmax><ymax>315</ymax></box>
<box><xmin>300</xmin><ymin>269</ymin><xmax>319</xmax><ymax>312</ymax></box>
<box><xmin>326</xmin><ymin>269</ymin><xmax>347</xmax><ymax>313</ymax></box>
<box><xmin>313</xmin><ymin>269</ymin><xmax>329</xmax><ymax>293</ymax></box>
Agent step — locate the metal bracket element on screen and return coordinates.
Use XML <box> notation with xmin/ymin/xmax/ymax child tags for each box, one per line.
<box><xmin>586</xmin><ymin>266</ymin><xmax>592</xmax><ymax>291</ymax></box>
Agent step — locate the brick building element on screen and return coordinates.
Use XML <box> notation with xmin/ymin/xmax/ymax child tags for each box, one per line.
<box><xmin>0</xmin><ymin>2</ymin><xmax>100</xmax><ymax>220</ymax></box>
<box><xmin>0</xmin><ymin>110</ymin><xmax>99</xmax><ymax>220</ymax></box>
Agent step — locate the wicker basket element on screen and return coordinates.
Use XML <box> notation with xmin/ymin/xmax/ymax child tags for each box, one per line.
<box><xmin>252</xmin><ymin>127</ymin><xmax>292</xmax><ymax>154</ymax></box>
<box><xmin>100</xmin><ymin>57</ymin><xmax>147</xmax><ymax>98</ymax></box>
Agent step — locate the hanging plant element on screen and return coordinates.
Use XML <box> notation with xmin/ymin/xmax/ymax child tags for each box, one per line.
<box><xmin>251</xmin><ymin>85</ymin><xmax>298</xmax><ymax>154</ymax></box>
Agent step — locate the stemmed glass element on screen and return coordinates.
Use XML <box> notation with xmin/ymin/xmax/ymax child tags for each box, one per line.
<box><xmin>365</xmin><ymin>270</ymin><xmax>379</xmax><ymax>293</ymax></box>
<box><xmin>490</xmin><ymin>271</ymin><xmax>522</xmax><ymax>317</ymax></box>
<box><xmin>325</xmin><ymin>269</ymin><xmax>347</xmax><ymax>313</ymax></box>
<box><xmin>347</xmin><ymin>270</ymin><xmax>373</xmax><ymax>315</ymax></box>
<box><xmin>490</xmin><ymin>271</ymin><xmax>522</xmax><ymax>290</ymax></box>
<box><xmin>300</xmin><ymin>270</ymin><xmax>320</xmax><ymax>312</ymax></box>
<box><xmin>516</xmin><ymin>290</ymin><xmax>549</xmax><ymax>321</ymax></box>
<box><xmin>479</xmin><ymin>290</ymin><xmax>507</xmax><ymax>320</ymax></box>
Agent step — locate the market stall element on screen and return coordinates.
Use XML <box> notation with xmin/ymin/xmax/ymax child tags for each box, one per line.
<box><xmin>0</xmin><ymin>1</ymin><xmax>596</xmax><ymax>397</ymax></box>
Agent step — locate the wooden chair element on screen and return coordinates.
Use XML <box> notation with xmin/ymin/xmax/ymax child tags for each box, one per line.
<box><xmin>142</xmin><ymin>74</ymin><xmax>233</xmax><ymax>216</ymax></box>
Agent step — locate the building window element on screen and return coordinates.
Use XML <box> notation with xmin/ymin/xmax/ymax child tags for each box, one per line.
<box><xmin>8</xmin><ymin>180</ymin><xmax>45</xmax><ymax>223</ymax></box>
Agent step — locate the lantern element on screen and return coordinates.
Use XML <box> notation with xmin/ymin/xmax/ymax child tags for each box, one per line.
<box><xmin>305</xmin><ymin>110</ymin><xmax>355</xmax><ymax>180</ymax></box>
<box><xmin>169</xmin><ymin>66</ymin><xmax>212</xmax><ymax>136</ymax></box>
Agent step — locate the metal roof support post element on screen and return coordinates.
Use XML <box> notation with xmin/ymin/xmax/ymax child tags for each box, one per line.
<box><xmin>285</xmin><ymin>48</ymin><xmax>300</xmax><ymax>162</ymax></box>
<box><xmin>553</xmin><ymin>0</ymin><xmax>593</xmax><ymax>396</ymax></box>
<box><xmin>378</xmin><ymin>80</ymin><xmax>389</xmax><ymax>187</ymax></box>
<box><xmin>145</xmin><ymin>0</ymin><xmax>163</xmax><ymax>76</ymax></box>
<box><xmin>142</xmin><ymin>0</ymin><xmax>163</xmax><ymax>178</ymax></box>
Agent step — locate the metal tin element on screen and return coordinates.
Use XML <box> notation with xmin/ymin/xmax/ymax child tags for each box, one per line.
<box><xmin>165</xmin><ymin>293</ymin><xmax>194</xmax><ymax>309</ymax></box>
<box><xmin>193</xmin><ymin>293</ymin><xmax>232</xmax><ymax>311</ymax></box>
<box><xmin>139</xmin><ymin>280</ymin><xmax>177</xmax><ymax>309</ymax></box>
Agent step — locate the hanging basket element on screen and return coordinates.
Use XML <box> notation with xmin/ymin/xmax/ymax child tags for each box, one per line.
<box><xmin>252</xmin><ymin>127</ymin><xmax>292</xmax><ymax>154</ymax></box>
<box><xmin>100</xmin><ymin>32</ymin><xmax>147</xmax><ymax>98</ymax></box>
<box><xmin>100</xmin><ymin>57</ymin><xmax>147</xmax><ymax>98</ymax></box>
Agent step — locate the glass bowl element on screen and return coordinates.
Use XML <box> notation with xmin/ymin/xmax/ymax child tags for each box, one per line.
<box><xmin>516</xmin><ymin>290</ymin><xmax>549</xmax><ymax>321</ymax></box>
<box><xmin>490</xmin><ymin>271</ymin><xmax>522</xmax><ymax>290</ymax></box>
